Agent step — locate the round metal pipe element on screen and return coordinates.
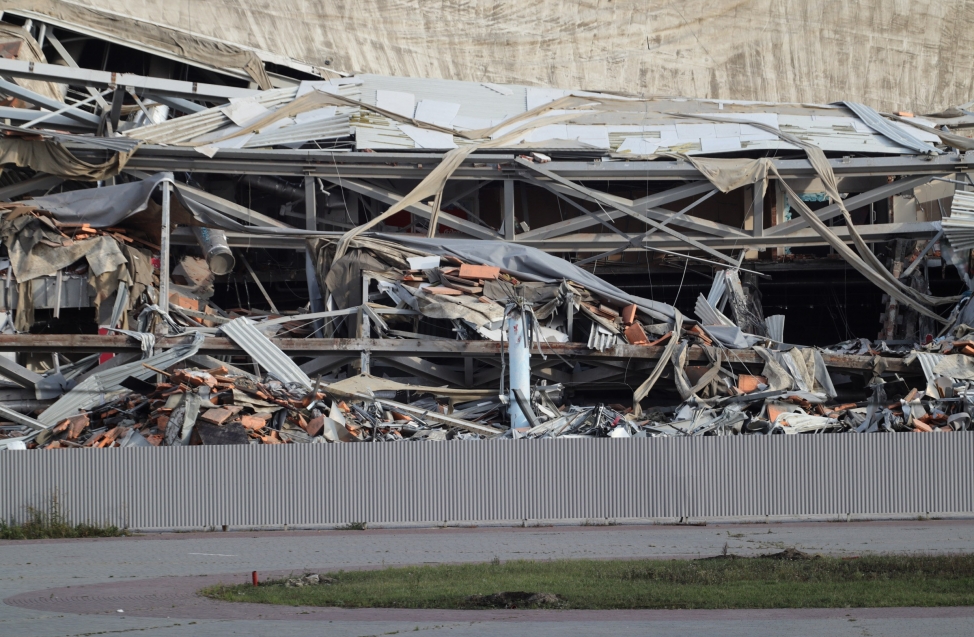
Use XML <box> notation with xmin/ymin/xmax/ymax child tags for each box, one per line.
<box><xmin>192</xmin><ymin>226</ymin><xmax>236</xmax><ymax>275</ymax></box>
<box><xmin>241</xmin><ymin>175</ymin><xmax>305</xmax><ymax>201</ymax></box>
<box><xmin>507</xmin><ymin>310</ymin><xmax>531</xmax><ymax>430</ymax></box>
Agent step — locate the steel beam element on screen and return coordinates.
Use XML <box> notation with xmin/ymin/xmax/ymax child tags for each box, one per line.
<box><xmin>517</xmin><ymin>180</ymin><xmax>719</xmax><ymax>241</ymax></box>
<box><xmin>0</xmin><ymin>58</ymin><xmax>257</xmax><ymax>103</ymax></box>
<box><xmin>503</xmin><ymin>179</ymin><xmax>515</xmax><ymax>240</ymax></box>
<box><xmin>0</xmin><ymin>77</ymin><xmax>100</xmax><ymax>126</ymax></box>
<box><xmin>767</xmin><ymin>174</ymin><xmax>940</xmax><ymax>236</ymax></box>
<box><xmin>0</xmin><ymin>334</ymin><xmax>913</xmax><ymax>374</ymax></box>
<box><xmin>323</xmin><ymin>177</ymin><xmax>501</xmax><ymax>240</ymax></box>
<box><xmin>45</xmin><ymin>32</ymin><xmax>110</xmax><ymax>110</ymax></box>
<box><xmin>534</xmin><ymin>221</ymin><xmax>940</xmax><ymax>251</ymax></box>
<box><xmin>124</xmin><ymin>169</ymin><xmax>290</xmax><ymax>229</ymax></box>
<box><xmin>90</xmin><ymin>146</ymin><xmax>974</xmax><ymax>181</ymax></box>
<box><xmin>167</xmin><ymin>220</ymin><xmax>939</xmax><ymax>252</ymax></box>
<box><xmin>0</xmin><ymin>175</ymin><xmax>63</xmax><ymax>201</ymax></box>
<box><xmin>516</xmin><ymin>158</ymin><xmax>739</xmax><ymax>265</ymax></box>
<box><xmin>0</xmin><ymin>106</ymin><xmax>90</xmax><ymax>131</ymax></box>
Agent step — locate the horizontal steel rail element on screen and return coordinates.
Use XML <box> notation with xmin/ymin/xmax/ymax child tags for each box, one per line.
<box><xmin>0</xmin><ymin>335</ymin><xmax>915</xmax><ymax>373</ymax></box>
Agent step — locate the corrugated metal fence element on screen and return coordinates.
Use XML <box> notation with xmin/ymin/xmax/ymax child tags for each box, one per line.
<box><xmin>1</xmin><ymin>435</ymin><xmax>972</xmax><ymax>530</ymax></box>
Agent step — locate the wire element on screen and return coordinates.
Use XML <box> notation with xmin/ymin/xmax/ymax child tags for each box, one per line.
<box><xmin>672</xmin><ymin>257</ymin><xmax>689</xmax><ymax>306</ymax></box>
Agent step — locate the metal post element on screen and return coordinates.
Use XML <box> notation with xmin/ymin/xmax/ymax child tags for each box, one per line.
<box><xmin>159</xmin><ymin>180</ymin><xmax>171</xmax><ymax>314</ymax></box>
<box><xmin>752</xmin><ymin>183</ymin><xmax>764</xmax><ymax>237</ymax></box>
<box><xmin>507</xmin><ymin>309</ymin><xmax>530</xmax><ymax>430</ymax></box>
<box><xmin>304</xmin><ymin>176</ymin><xmax>325</xmax><ymax>335</ymax></box>
<box><xmin>503</xmin><ymin>180</ymin><xmax>515</xmax><ymax>241</ymax></box>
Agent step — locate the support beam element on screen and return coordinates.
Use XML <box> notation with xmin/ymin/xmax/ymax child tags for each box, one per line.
<box><xmin>125</xmin><ymin>169</ymin><xmax>290</xmax><ymax>229</ymax></box>
<box><xmin>382</xmin><ymin>356</ymin><xmax>465</xmax><ymax>385</ymax></box>
<box><xmin>299</xmin><ymin>355</ymin><xmax>355</xmax><ymax>375</ymax></box>
<box><xmin>159</xmin><ymin>181</ymin><xmax>171</xmax><ymax>314</ymax></box>
<box><xmin>523</xmin><ymin>176</ymin><xmax>643</xmax><ymax>247</ymax></box>
<box><xmin>517</xmin><ymin>158</ymin><xmax>739</xmax><ymax>265</ymax></box>
<box><xmin>107</xmin><ymin>86</ymin><xmax>125</xmax><ymax>134</ymax></box>
<box><xmin>0</xmin><ymin>106</ymin><xmax>88</xmax><ymax>131</ymax></box>
<box><xmin>899</xmin><ymin>229</ymin><xmax>944</xmax><ymax>280</ymax></box>
<box><xmin>0</xmin><ymin>175</ymin><xmax>63</xmax><ymax>201</ymax></box>
<box><xmin>45</xmin><ymin>32</ymin><xmax>110</xmax><ymax>110</ymax></box>
<box><xmin>0</xmin><ymin>334</ymin><xmax>916</xmax><ymax>374</ymax></box>
<box><xmin>517</xmin><ymin>180</ymin><xmax>719</xmax><ymax>241</ymax></box>
<box><xmin>0</xmin><ymin>77</ymin><xmax>100</xmax><ymax>126</ymax></box>
<box><xmin>323</xmin><ymin>177</ymin><xmax>501</xmax><ymax>240</ymax></box>
<box><xmin>766</xmin><ymin>174</ymin><xmax>939</xmax><ymax>237</ymax></box>
<box><xmin>0</xmin><ymin>57</ymin><xmax>257</xmax><ymax>102</ymax></box>
<box><xmin>753</xmin><ymin>184</ymin><xmax>764</xmax><ymax>238</ymax></box>
<box><xmin>532</xmin><ymin>221</ymin><xmax>941</xmax><ymax>251</ymax></box>
<box><xmin>106</xmin><ymin>146</ymin><xmax>974</xmax><ymax>181</ymax></box>
<box><xmin>442</xmin><ymin>180</ymin><xmax>489</xmax><ymax>209</ymax></box>
<box><xmin>21</xmin><ymin>89</ymin><xmax>110</xmax><ymax>129</ymax></box>
<box><xmin>503</xmin><ymin>179</ymin><xmax>515</xmax><ymax>240</ymax></box>
<box><xmin>544</xmin><ymin>182</ymin><xmax>747</xmax><ymax>238</ymax></box>
<box><xmin>143</xmin><ymin>93</ymin><xmax>206</xmax><ymax>114</ymax></box>
<box><xmin>0</xmin><ymin>356</ymin><xmax>42</xmax><ymax>390</ymax></box>
<box><xmin>305</xmin><ymin>176</ymin><xmax>325</xmax><ymax>330</ymax></box>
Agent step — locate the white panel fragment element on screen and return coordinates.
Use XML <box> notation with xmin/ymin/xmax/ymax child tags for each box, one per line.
<box><xmin>891</xmin><ymin>120</ymin><xmax>942</xmax><ymax>143</ymax></box>
<box><xmin>295</xmin><ymin>106</ymin><xmax>338</xmax><ymax>124</ymax></box>
<box><xmin>701</xmin><ymin>137</ymin><xmax>743</xmax><ymax>152</ymax></box>
<box><xmin>714</xmin><ymin>123</ymin><xmax>742</xmax><ymax>137</ymax></box>
<box><xmin>452</xmin><ymin>115</ymin><xmax>501</xmax><ymax>131</ymax></box>
<box><xmin>481</xmin><ymin>82</ymin><xmax>514</xmax><ymax>96</ymax></box>
<box><xmin>617</xmin><ymin>138</ymin><xmax>660</xmax><ymax>154</ymax></box>
<box><xmin>221</xmin><ymin>100</ymin><xmax>270</xmax><ymax>127</ymax></box>
<box><xmin>567</xmin><ymin>125</ymin><xmax>610</xmax><ymax>148</ymax></box>
<box><xmin>414</xmin><ymin>100</ymin><xmax>461</xmax><ymax>127</ymax></box>
<box><xmin>675</xmin><ymin>123</ymin><xmax>717</xmax><ymax>139</ymax></box>
<box><xmin>525</xmin><ymin>124</ymin><xmax>569</xmax><ymax>142</ymax></box>
<box><xmin>398</xmin><ymin>124</ymin><xmax>457</xmax><ymax>149</ymax></box>
<box><xmin>526</xmin><ymin>87</ymin><xmax>569</xmax><ymax>110</ymax></box>
<box><xmin>376</xmin><ymin>89</ymin><xmax>416</xmax><ymax>118</ymax></box>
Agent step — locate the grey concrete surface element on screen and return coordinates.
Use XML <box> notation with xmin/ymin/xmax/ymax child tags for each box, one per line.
<box><xmin>1</xmin><ymin>520</ymin><xmax>973</xmax><ymax>636</ymax></box>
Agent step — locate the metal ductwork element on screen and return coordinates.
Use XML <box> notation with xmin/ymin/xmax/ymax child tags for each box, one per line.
<box><xmin>192</xmin><ymin>226</ymin><xmax>235</xmax><ymax>275</ymax></box>
<box><xmin>241</xmin><ymin>175</ymin><xmax>305</xmax><ymax>202</ymax></box>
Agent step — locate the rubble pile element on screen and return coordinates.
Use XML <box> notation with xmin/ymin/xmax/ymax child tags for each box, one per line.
<box><xmin>0</xmin><ymin>215</ymin><xmax>971</xmax><ymax>450</ymax></box>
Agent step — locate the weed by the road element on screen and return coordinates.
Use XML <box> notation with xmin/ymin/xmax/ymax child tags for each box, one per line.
<box><xmin>202</xmin><ymin>551</ymin><xmax>974</xmax><ymax>610</ymax></box>
<box><xmin>0</xmin><ymin>495</ymin><xmax>129</xmax><ymax>540</ymax></box>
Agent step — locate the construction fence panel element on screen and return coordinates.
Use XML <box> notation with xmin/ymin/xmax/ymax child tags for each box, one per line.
<box><xmin>0</xmin><ymin>435</ymin><xmax>971</xmax><ymax>530</ymax></box>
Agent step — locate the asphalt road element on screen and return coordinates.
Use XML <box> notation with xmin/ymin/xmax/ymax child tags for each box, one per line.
<box><xmin>2</xmin><ymin>520</ymin><xmax>973</xmax><ymax>636</ymax></box>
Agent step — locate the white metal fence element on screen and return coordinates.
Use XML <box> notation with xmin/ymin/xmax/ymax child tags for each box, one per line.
<box><xmin>1</xmin><ymin>435</ymin><xmax>971</xmax><ymax>530</ymax></box>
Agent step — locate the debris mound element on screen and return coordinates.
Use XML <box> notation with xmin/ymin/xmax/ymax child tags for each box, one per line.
<box><xmin>760</xmin><ymin>548</ymin><xmax>819</xmax><ymax>560</ymax></box>
<box><xmin>465</xmin><ymin>591</ymin><xmax>564</xmax><ymax>608</ymax></box>
<box><xmin>285</xmin><ymin>573</ymin><xmax>335</xmax><ymax>587</ymax></box>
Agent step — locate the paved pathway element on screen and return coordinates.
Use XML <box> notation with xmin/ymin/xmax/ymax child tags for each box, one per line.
<box><xmin>2</xmin><ymin>520</ymin><xmax>973</xmax><ymax>636</ymax></box>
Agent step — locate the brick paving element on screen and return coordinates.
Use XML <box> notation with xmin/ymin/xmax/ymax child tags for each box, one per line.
<box><xmin>1</xmin><ymin>520</ymin><xmax>974</xmax><ymax>636</ymax></box>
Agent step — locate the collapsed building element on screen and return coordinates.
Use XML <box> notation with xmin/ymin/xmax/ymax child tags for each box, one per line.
<box><xmin>0</xmin><ymin>4</ymin><xmax>973</xmax><ymax>450</ymax></box>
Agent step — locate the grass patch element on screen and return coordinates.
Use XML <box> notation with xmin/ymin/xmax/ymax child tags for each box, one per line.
<box><xmin>335</xmin><ymin>522</ymin><xmax>367</xmax><ymax>531</ymax></box>
<box><xmin>0</xmin><ymin>495</ymin><xmax>129</xmax><ymax>540</ymax></box>
<box><xmin>201</xmin><ymin>551</ymin><xmax>974</xmax><ymax>610</ymax></box>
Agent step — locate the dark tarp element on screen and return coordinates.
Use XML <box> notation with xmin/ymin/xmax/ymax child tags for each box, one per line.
<box><xmin>28</xmin><ymin>173</ymin><xmax>335</xmax><ymax>236</ymax></box>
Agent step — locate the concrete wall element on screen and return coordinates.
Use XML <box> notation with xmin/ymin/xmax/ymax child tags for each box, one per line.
<box><xmin>1</xmin><ymin>435</ymin><xmax>971</xmax><ymax>530</ymax></box>
<box><xmin>15</xmin><ymin>0</ymin><xmax>974</xmax><ymax>114</ymax></box>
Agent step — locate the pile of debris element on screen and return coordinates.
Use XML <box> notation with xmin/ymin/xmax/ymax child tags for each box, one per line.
<box><xmin>0</xmin><ymin>229</ymin><xmax>972</xmax><ymax>449</ymax></box>
<box><xmin>0</xmin><ymin>201</ymin><xmax>157</xmax><ymax>330</ymax></box>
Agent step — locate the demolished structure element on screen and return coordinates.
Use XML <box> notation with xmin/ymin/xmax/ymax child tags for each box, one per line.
<box><xmin>0</xmin><ymin>4</ymin><xmax>974</xmax><ymax>450</ymax></box>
